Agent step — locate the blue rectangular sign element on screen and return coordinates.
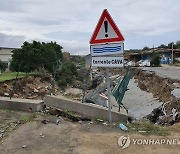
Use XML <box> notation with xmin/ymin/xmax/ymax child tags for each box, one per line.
<box><xmin>91</xmin><ymin>43</ymin><xmax>124</xmax><ymax>56</ymax></box>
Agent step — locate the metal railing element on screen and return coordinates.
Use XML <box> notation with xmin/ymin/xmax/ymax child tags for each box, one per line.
<box><xmin>112</xmin><ymin>66</ymin><xmax>132</xmax><ymax>111</ymax></box>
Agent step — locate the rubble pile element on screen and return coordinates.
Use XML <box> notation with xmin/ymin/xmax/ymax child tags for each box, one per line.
<box><xmin>0</xmin><ymin>76</ymin><xmax>59</xmax><ymax>100</ymax></box>
<box><xmin>63</xmin><ymin>88</ymin><xmax>83</xmax><ymax>101</ymax></box>
<box><xmin>133</xmin><ymin>68</ymin><xmax>180</xmax><ymax>125</ymax></box>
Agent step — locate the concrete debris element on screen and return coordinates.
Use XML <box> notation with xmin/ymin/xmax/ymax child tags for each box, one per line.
<box><xmin>173</xmin><ymin>83</ymin><xmax>180</xmax><ymax>89</ymax></box>
<box><xmin>146</xmin><ymin>107</ymin><xmax>165</xmax><ymax>123</ymax></box>
<box><xmin>0</xmin><ymin>130</ymin><xmax>5</xmax><ymax>133</ymax></box>
<box><xmin>113</xmin><ymin>123</ymin><xmax>117</xmax><ymax>126</ymax></box>
<box><xmin>85</xmin><ymin>80</ymin><xmax>114</xmax><ymax>107</ymax></box>
<box><xmin>13</xmin><ymin>94</ymin><xmax>19</xmax><ymax>97</ymax></box>
<box><xmin>41</xmin><ymin>119</ymin><xmax>49</xmax><ymax>124</ymax></box>
<box><xmin>172</xmin><ymin>108</ymin><xmax>178</xmax><ymax>121</ymax></box>
<box><xmin>146</xmin><ymin>102</ymin><xmax>180</xmax><ymax>125</ymax></box>
<box><xmin>78</xmin><ymin>121</ymin><xmax>83</xmax><ymax>124</ymax></box>
<box><xmin>4</xmin><ymin>93</ymin><xmax>9</xmax><ymax>96</ymax></box>
<box><xmin>171</xmin><ymin>89</ymin><xmax>180</xmax><ymax>99</ymax></box>
<box><xmin>63</xmin><ymin>92</ymin><xmax>82</xmax><ymax>101</ymax></box>
<box><xmin>56</xmin><ymin>118</ymin><xmax>62</xmax><ymax>125</ymax></box>
<box><xmin>138</xmin><ymin>130</ymin><xmax>147</xmax><ymax>133</ymax></box>
<box><xmin>41</xmin><ymin>117</ymin><xmax>62</xmax><ymax>125</ymax></box>
<box><xmin>96</xmin><ymin>119</ymin><xmax>104</xmax><ymax>122</ymax></box>
<box><xmin>22</xmin><ymin>145</ymin><xmax>27</xmax><ymax>148</ymax></box>
<box><xmin>84</xmin><ymin>70</ymin><xmax>123</xmax><ymax>109</ymax></box>
<box><xmin>33</xmin><ymin>89</ymin><xmax>39</xmax><ymax>93</ymax></box>
<box><xmin>102</xmin><ymin>122</ymin><xmax>108</xmax><ymax>126</ymax></box>
<box><xmin>65</xmin><ymin>88</ymin><xmax>83</xmax><ymax>95</ymax></box>
<box><xmin>40</xmin><ymin>133</ymin><xmax>45</xmax><ymax>138</ymax></box>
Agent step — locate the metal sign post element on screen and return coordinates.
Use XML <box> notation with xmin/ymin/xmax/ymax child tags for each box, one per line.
<box><xmin>89</xmin><ymin>9</ymin><xmax>125</xmax><ymax>123</ymax></box>
<box><xmin>106</xmin><ymin>68</ymin><xmax>112</xmax><ymax>123</ymax></box>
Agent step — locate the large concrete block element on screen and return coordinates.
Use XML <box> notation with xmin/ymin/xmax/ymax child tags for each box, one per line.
<box><xmin>0</xmin><ymin>97</ymin><xmax>44</xmax><ymax>112</ymax></box>
<box><xmin>44</xmin><ymin>95</ymin><xmax>128</xmax><ymax>123</ymax></box>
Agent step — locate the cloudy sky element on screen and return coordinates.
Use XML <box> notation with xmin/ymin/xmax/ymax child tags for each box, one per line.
<box><xmin>0</xmin><ymin>0</ymin><xmax>180</xmax><ymax>55</ymax></box>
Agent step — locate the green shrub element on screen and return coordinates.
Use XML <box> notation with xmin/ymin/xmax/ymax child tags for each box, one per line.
<box><xmin>57</xmin><ymin>61</ymin><xmax>77</xmax><ymax>88</ymax></box>
<box><xmin>0</xmin><ymin>60</ymin><xmax>7</xmax><ymax>72</ymax></box>
<box><xmin>150</xmin><ymin>53</ymin><xmax>161</xmax><ymax>67</ymax></box>
<box><xmin>58</xmin><ymin>76</ymin><xmax>67</xmax><ymax>88</ymax></box>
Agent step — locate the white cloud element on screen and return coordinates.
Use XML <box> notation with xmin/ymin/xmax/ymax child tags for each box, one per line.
<box><xmin>0</xmin><ymin>0</ymin><xmax>180</xmax><ymax>54</ymax></box>
<box><xmin>0</xmin><ymin>33</ymin><xmax>25</xmax><ymax>48</ymax></box>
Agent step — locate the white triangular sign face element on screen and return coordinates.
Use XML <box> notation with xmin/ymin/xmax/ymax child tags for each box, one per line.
<box><xmin>96</xmin><ymin>18</ymin><xmax>119</xmax><ymax>40</ymax></box>
<box><xmin>90</xmin><ymin>9</ymin><xmax>124</xmax><ymax>44</ymax></box>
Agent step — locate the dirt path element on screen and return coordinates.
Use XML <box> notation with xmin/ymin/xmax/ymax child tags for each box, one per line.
<box><xmin>0</xmin><ymin>117</ymin><xmax>180</xmax><ymax>154</ymax></box>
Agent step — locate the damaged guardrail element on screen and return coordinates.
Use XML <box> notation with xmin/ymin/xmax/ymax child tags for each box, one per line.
<box><xmin>112</xmin><ymin>67</ymin><xmax>132</xmax><ymax>111</ymax></box>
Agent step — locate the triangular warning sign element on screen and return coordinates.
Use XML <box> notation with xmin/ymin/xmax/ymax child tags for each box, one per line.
<box><xmin>90</xmin><ymin>9</ymin><xmax>124</xmax><ymax>44</ymax></box>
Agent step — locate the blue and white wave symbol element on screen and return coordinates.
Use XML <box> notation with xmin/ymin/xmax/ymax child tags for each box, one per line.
<box><xmin>93</xmin><ymin>46</ymin><xmax>121</xmax><ymax>54</ymax></box>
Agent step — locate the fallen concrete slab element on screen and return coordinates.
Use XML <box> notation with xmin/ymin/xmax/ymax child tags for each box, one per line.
<box><xmin>0</xmin><ymin>96</ymin><xmax>44</xmax><ymax>112</ymax></box>
<box><xmin>122</xmin><ymin>79</ymin><xmax>163</xmax><ymax>120</ymax></box>
<box><xmin>171</xmin><ymin>89</ymin><xmax>180</xmax><ymax>99</ymax></box>
<box><xmin>44</xmin><ymin>95</ymin><xmax>128</xmax><ymax>123</ymax></box>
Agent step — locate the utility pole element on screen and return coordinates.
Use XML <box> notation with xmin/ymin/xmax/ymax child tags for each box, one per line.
<box><xmin>172</xmin><ymin>42</ymin><xmax>174</xmax><ymax>64</ymax></box>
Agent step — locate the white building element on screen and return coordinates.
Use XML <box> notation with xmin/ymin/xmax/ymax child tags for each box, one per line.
<box><xmin>84</xmin><ymin>54</ymin><xmax>92</xmax><ymax>69</ymax></box>
<box><xmin>0</xmin><ymin>47</ymin><xmax>16</xmax><ymax>69</ymax></box>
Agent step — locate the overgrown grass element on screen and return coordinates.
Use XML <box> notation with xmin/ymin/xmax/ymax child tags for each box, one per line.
<box><xmin>19</xmin><ymin>114</ymin><xmax>37</xmax><ymax>123</ymax></box>
<box><xmin>0</xmin><ymin>72</ymin><xmax>27</xmax><ymax>82</ymax></box>
<box><xmin>127</xmin><ymin>121</ymin><xmax>170</xmax><ymax>136</ymax></box>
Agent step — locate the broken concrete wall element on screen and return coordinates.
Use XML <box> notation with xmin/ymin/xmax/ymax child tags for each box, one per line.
<box><xmin>44</xmin><ymin>95</ymin><xmax>128</xmax><ymax>123</ymax></box>
<box><xmin>0</xmin><ymin>96</ymin><xmax>44</xmax><ymax>112</ymax></box>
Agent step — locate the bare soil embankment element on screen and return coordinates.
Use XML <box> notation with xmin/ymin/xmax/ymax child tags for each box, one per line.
<box><xmin>0</xmin><ymin>76</ymin><xmax>59</xmax><ymax>100</ymax></box>
<box><xmin>133</xmin><ymin>68</ymin><xmax>180</xmax><ymax>125</ymax></box>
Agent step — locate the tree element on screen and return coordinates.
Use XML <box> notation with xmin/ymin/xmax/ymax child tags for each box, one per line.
<box><xmin>158</xmin><ymin>44</ymin><xmax>167</xmax><ymax>49</ymax></box>
<box><xmin>0</xmin><ymin>60</ymin><xmax>7</xmax><ymax>72</ymax></box>
<box><xmin>150</xmin><ymin>53</ymin><xmax>161</xmax><ymax>67</ymax></box>
<box><xmin>142</xmin><ymin>46</ymin><xmax>150</xmax><ymax>51</ymax></box>
<box><xmin>167</xmin><ymin>42</ymin><xmax>176</xmax><ymax>49</ymax></box>
<box><xmin>175</xmin><ymin>40</ymin><xmax>180</xmax><ymax>49</ymax></box>
<box><xmin>10</xmin><ymin>41</ymin><xmax>63</xmax><ymax>73</ymax></box>
<box><xmin>58</xmin><ymin>61</ymin><xmax>77</xmax><ymax>88</ymax></box>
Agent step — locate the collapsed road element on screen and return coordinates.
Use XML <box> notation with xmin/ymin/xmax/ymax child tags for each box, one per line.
<box><xmin>84</xmin><ymin>67</ymin><xmax>180</xmax><ymax>125</ymax></box>
<box><xmin>0</xmin><ymin>66</ymin><xmax>179</xmax><ymax>126</ymax></box>
<box><xmin>133</xmin><ymin>67</ymin><xmax>180</xmax><ymax>125</ymax></box>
